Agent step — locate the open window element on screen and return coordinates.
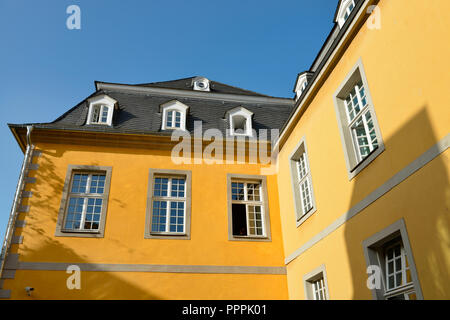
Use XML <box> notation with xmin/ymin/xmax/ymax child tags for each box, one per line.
<box><xmin>226</xmin><ymin>106</ymin><xmax>254</xmax><ymax>137</ymax></box>
<box><xmin>86</xmin><ymin>94</ymin><xmax>117</xmax><ymax>126</ymax></box>
<box><xmin>227</xmin><ymin>174</ymin><xmax>271</xmax><ymax>241</ymax></box>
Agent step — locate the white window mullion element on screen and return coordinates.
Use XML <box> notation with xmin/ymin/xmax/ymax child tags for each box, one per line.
<box><xmin>79</xmin><ymin>174</ymin><xmax>92</xmax><ymax>230</ymax></box>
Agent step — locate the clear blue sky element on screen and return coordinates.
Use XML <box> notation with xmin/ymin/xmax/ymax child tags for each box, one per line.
<box><xmin>0</xmin><ymin>0</ymin><xmax>337</xmax><ymax>241</ymax></box>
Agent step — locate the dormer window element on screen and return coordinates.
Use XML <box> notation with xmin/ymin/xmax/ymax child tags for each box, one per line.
<box><xmin>161</xmin><ymin>100</ymin><xmax>189</xmax><ymax>131</ymax></box>
<box><xmin>336</xmin><ymin>0</ymin><xmax>356</xmax><ymax>28</ymax></box>
<box><xmin>192</xmin><ymin>77</ymin><xmax>210</xmax><ymax>92</ymax></box>
<box><xmin>294</xmin><ymin>72</ymin><xmax>313</xmax><ymax>101</ymax></box>
<box><xmin>90</xmin><ymin>105</ymin><xmax>109</xmax><ymax>124</ymax></box>
<box><xmin>86</xmin><ymin>94</ymin><xmax>117</xmax><ymax>126</ymax></box>
<box><xmin>166</xmin><ymin>110</ymin><xmax>182</xmax><ymax>129</ymax></box>
<box><xmin>226</xmin><ymin>107</ymin><xmax>253</xmax><ymax>137</ymax></box>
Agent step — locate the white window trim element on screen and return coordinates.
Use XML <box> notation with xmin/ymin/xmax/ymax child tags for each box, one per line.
<box><xmin>161</xmin><ymin>100</ymin><xmax>189</xmax><ymax>131</ymax></box>
<box><xmin>86</xmin><ymin>94</ymin><xmax>116</xmax><ymax>126</ymax></box>
<box><xmin>144</xmin><ymin>169</ymin><xmax>192</xmax><ymax>240</ymax></box>
<box><xmin>227</xmin><ymin>174</ymin><xmax>271</xmax><ymax>242</ymax></box>
<box><xmin>336</xmin><ymin>0</ymin><xmax>356</xmax><ymax>28</ymax></box>
<box><xmin>149</xmin><ymin>175</ymin><xmax>187</xmax><ymax>235</ymax></box>
<box><xmin>231</xmin><ymin>180</ymin><xmax>266</xmax><ymax>238</ymax></box>
<box><xmin>227</xmin><ymin>106</ymin><xmax>254</xmax><ymax>137</ymax></box>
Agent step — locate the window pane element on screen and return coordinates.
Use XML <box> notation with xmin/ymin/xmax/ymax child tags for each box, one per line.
<box><xmin>175</xmin><ymin>112</ymin><xmax>181</xmax><ymax>128</ymax></box>
<box><xmin>171</xmin><ymin>178</ymin><xmax>186</xmax><ymax>198</ymax></box>
<box><xmin>247</xmin><ymin>205</ymin><xmax>263</xmax><ymax>236</ymax></box>
<box><xmin>352</xmin><ymin>117</ymin><xmax>371</xmax><ymax>159</ymax></box>
<box><xmin>231</xmin><ymin>182</ymin><xmax>245</xmax><ymax>200</ymax></box>
<box><xmin>101</xmin><ymin>106</ymin><xmax>109</xmax><ymax>123</ymax></box>
<box><xmin>169</xmin><ymin>201</ymin><xmax>184</xmax><ymax>233</ymax></box>
<box><xmin>232</xmin><ymin>203</ymin><xmax>247</xmax><ymax>236</ymax></box>
<box><xmin>90</xmin><ymin>174</ymin><xmax>106</xmax><ymax>194</ymax></box>
<box><xmin>154</xmin><ymin>177</ymin><xmax>169</xmax><ymax>197</ymax></box>
<box><xmin>92</xmin><ymin>105</ymin><xmax>100</xmax><ymax>123</ymax></box>
<box><xmin>71</xmin><ymin>174</ymin><xmax>88</xmax><ymax>193</ymax></box>
<box><xmin>65</xmin><ymin>197</ymin><xmax>85</xmax><ymax>229</ymax></box>
<box><xmin>151</xmin><ymin>200</ymin><xmax>167</xmax><ymax>232</ymax></box>
<box><xmin>247</xmin><ymin>183</ymin><xmax>261</xmax><ymax>201</ymax></box>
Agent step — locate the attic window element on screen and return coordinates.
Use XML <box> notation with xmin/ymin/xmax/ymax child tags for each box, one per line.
<box><xmin>337</xmin><ymin>0</ymin><xmax>356</xmax><ymax>28</ymax></box>
<box><xmin>161</xmin><ymin>100</ymin><xmax>189</xmax><ymax>131</ymax></box>
<box><xmin>86</xmin><ymin>94</ymin><xmax>117</xmax><ymax>126</ymax></box>
<box><xmin>90</xmin><ymin>105</ymin><xmax>109</xmax><ymax>124</ymax></box>
<box><xmin>227</xmin><ymin>107</ymin><xmax>253</xmax><ymax>137</ymax></box>
<box><xmin>294</xmin><ymin>72</ymin><xmax>313</xmax><ymax>101</ymax></box>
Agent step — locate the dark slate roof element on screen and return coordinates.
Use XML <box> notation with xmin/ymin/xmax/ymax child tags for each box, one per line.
<box><xmin>134</xmin><ymin>76</ymin><xmax>272</xmax><ymax>97</ymax></box>
<box><xmin>10</xmin><ymin>79</ymin><xmax>294</xmax><ymax>141</ymax></box>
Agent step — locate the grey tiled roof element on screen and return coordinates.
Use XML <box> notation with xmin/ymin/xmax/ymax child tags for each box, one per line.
<box><xmin>135</xmin><ymin>77</ymin><xmax>272</xmax><ymax>97</ymax></box>
<box><xmin>9</xmin><ymin>79</ymin><xmax>294</xmax><ymax>141</ymax></box>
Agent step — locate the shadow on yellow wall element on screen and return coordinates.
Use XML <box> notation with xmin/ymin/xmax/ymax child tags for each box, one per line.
<box><xmin>343</xmin><ymin>107</ymin><xmax>449</xmax><ymax>299</ymax></box>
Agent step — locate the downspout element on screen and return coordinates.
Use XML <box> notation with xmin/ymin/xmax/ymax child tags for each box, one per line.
<box><xmin>0</xmin><ymin>125</ymin><xmax>34</xmax><ymax>280</ymax></box>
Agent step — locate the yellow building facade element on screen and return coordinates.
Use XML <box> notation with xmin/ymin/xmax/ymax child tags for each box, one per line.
<box><xmin>1</xmin><ymin>0</ymin><xmax>449</xmax><ymax>300</ymax></box>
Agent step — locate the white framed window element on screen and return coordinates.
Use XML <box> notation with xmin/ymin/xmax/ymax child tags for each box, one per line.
<box><xmin>297</xmin><ymin>153</ymin><xmax>313</xmax><ymax>215</ymax></box>
<box><xmin>312</xmin><ymin>277</ymin><xmax>327</xmax><ymax>300</ymax></box>
<box><xmin>344</xmin><ymin>80</ymin><xmax>378</xmax><ymax>163</ymax></box>
<box><xmin>151</xmin><ymin>176</ymin><xmax>186</xmax><ymax>234</ymax></box>
<box><xmin>161</xmin><ymin>100</ymin><xmax>189</xmax><ymax>131</ymax></box>
<box><xmin>336</xmin><ymin>0</ymin><xmax>356</xmax><ymax>28</ymax></box>
<box><xmin>55</xmin><ymin>165</ymin><xmax>112</xmax><ymax>238</ymax></box>
<box><xmin>64</xmin><ymin>173</ymin><xmax>105</xmax><ymax>231</ymax></box>
<box><xmin>145</xmin><ymin>169</ymin><xmax>192</xmax><ymax>240</ymax></box>
<box><xmin>294</xmin><ymin>72</ymin><xmax>313</xmax><ymax>100</ymax></box>
<box><xmin>333</xmin><ymin>59</ymin><xmax>384</xmax><ymax>179</ymax></box>
<box><xmin>227</xmin><ymin>174</ymin><xmax>271</xmax><ymax>241</ymax></box>
<box><xmin>226</xmin><ymin>106</ymin><xmax>254</xmax><ymax>137</ymax></box>
<box><xmin>231</xmin><ymin>181</ymin><xmax>265</xmax><ymax>237</ymax></box>
<box><xmin>289</xmin><ymin>138</ymin><xmax>317</xmax><ymax>226</ymax></box>
<box><xmin>166</xmin><ymin>110</ymin><xmax>182</xmax><ymax>129</ymax></box>
<box><xmin>90</xmin><ymin>105</ymin><xmax>110</xmax><ymax>124</ymax></box>
<box><xmin>86</xmin><ymin>94</ymin><xmax>116</xmax><ymax>126</ymax></box>
<box><xmin>303</xmin><ymin>265</ymin><xmax>330</xmax><ymax>300</ymax></box>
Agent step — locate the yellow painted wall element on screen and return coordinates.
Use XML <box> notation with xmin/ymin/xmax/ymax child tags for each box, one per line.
<box><xmin>277</xmin><ymin>0</ymin><xmax>450</xmax><ymax>299</ymax></box>
<box><xmin>4</xmin><ymin>142</ymin><xmax>288</xmax><ymax>299</ymax></box>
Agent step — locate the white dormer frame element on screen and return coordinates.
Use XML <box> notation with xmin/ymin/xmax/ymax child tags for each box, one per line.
<box><xmin>294</xmin><ymin>73</ymin><xmax>310</xmax><ymax>101</ymax></box>
<box><xmin>192</xmin><ymin>77</ymin><xmax>210</xmax><ymax>92</ymax></box>
<box><xmin>227</xmin><ymin>106</ymin><xmax>254</xmax><ymax>137</ymax></box>
<box><xmin>161</xmin><ymin>100</ymin><xmax>189</xmax><ymax>131</ymax></box>
<box><xmin>336</xmin><ymin>0</ymin><xmax>356</xmax><ymax>28</ymax></box>
<box><xmin>86</xmin><ymin>94</ymin><xmax>117</xmax><ymax>126</ymax></box>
